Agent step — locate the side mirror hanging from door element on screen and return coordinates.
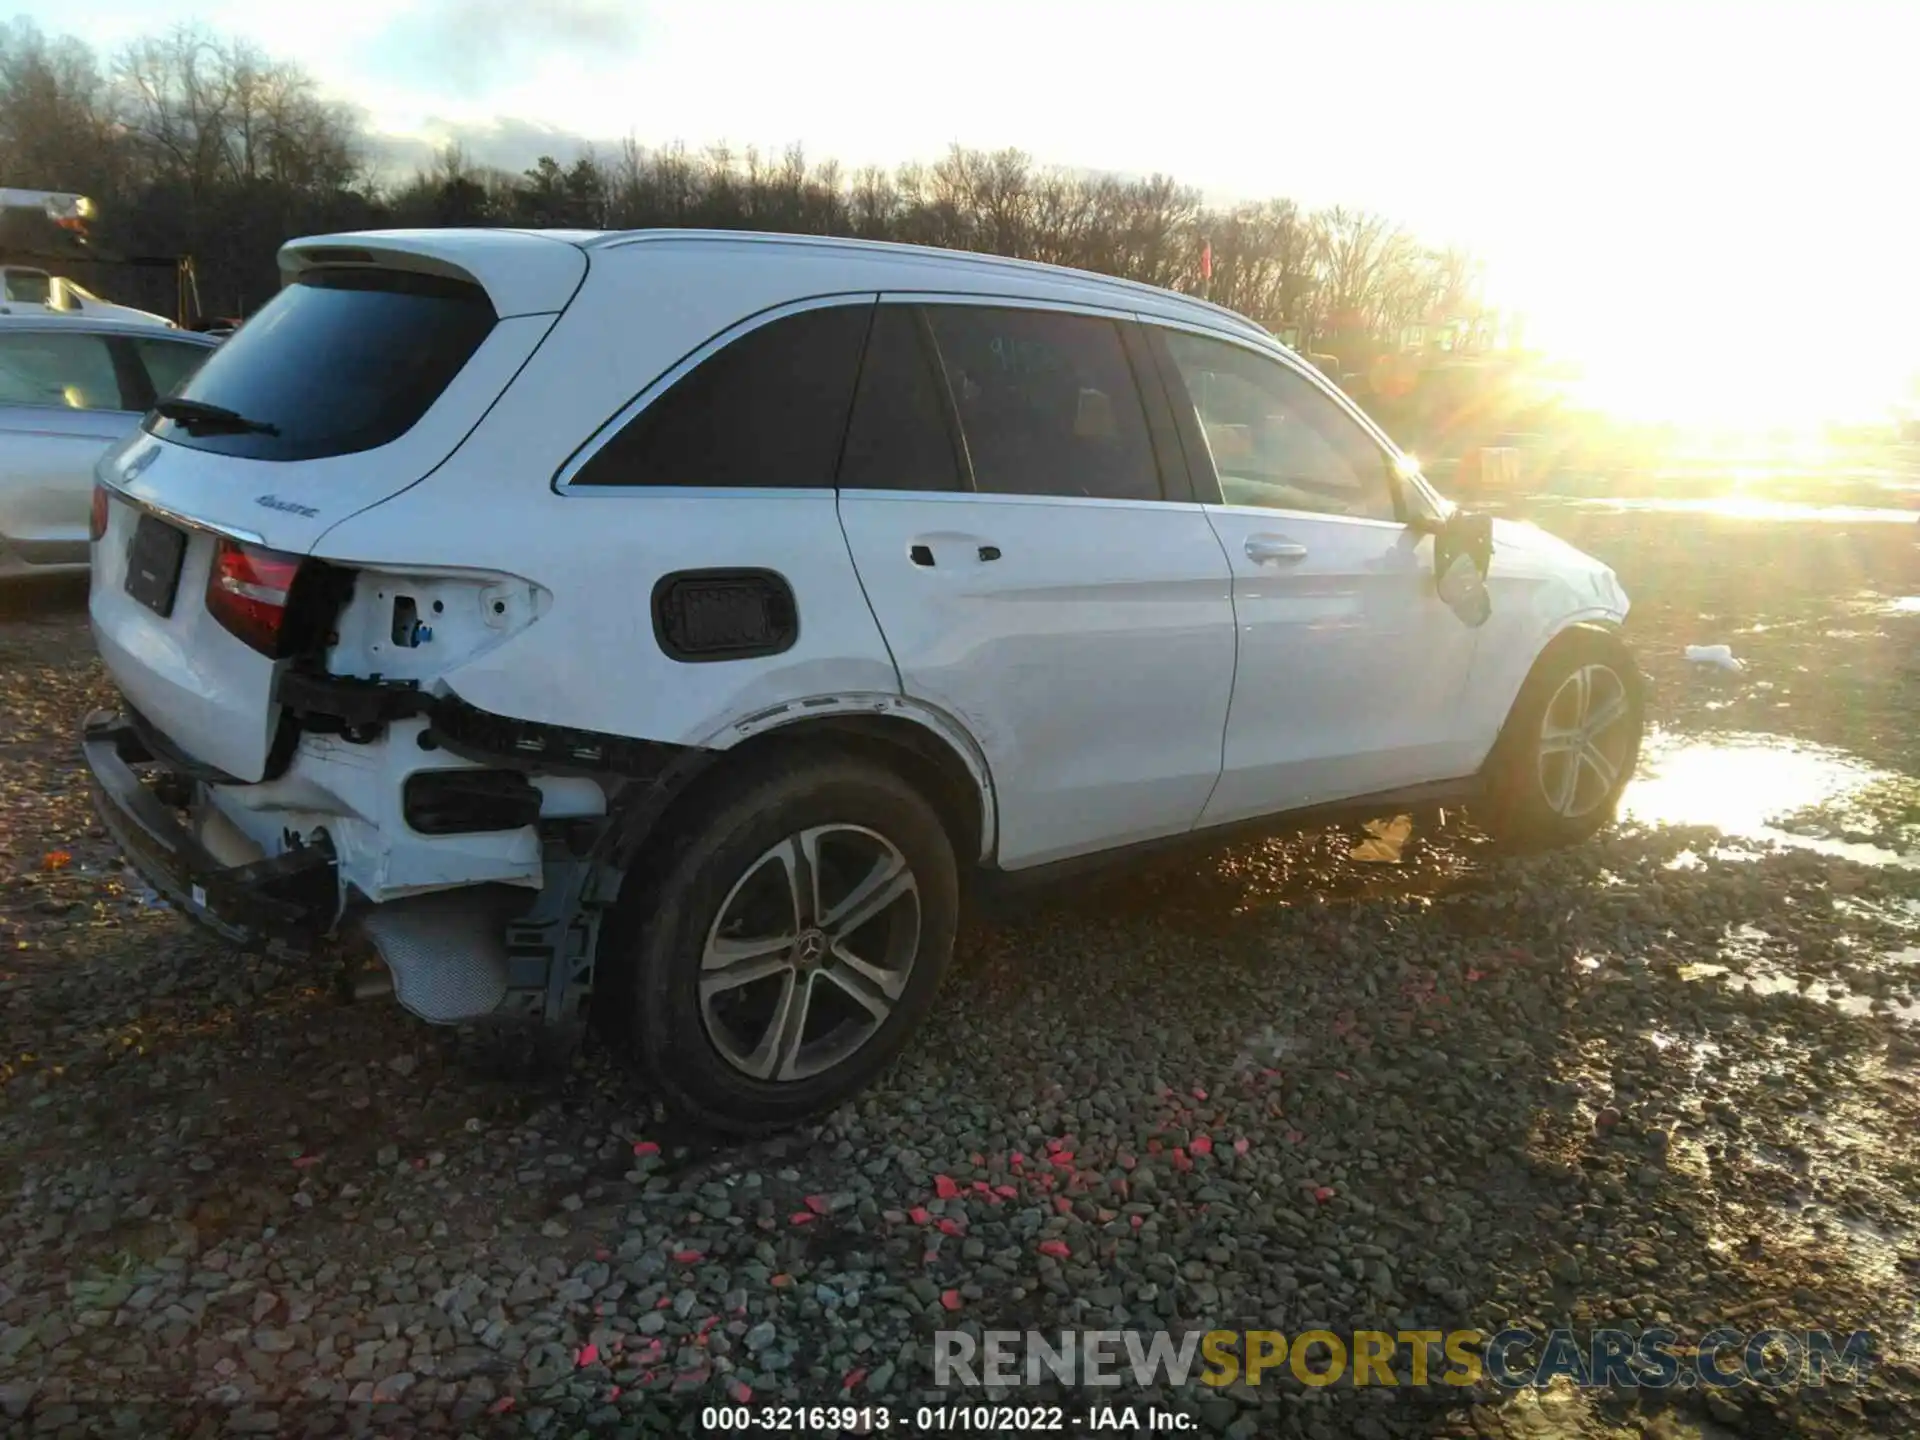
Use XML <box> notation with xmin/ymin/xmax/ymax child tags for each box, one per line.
<box><xmin>1432</xmin><ymin>510</ymin><xmax>1493</xmax><ymax>629</ymax></box>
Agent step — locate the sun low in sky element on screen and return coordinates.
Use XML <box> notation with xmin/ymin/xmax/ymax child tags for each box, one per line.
<box><xmin>26</xmin><ymin>0</ymin><xmax>1918</xmax><ymax>432</ymax></box>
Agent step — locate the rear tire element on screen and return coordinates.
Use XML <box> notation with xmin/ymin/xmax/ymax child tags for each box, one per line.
<box><xmin>600</xmin><ymin>752</ymin><xmax>959</xmax><ymax>1134</ymax></box>
<box><xmin>1479</xmin><ymin>628</ymin><xmax>1645</xmax><ymax>851</ymax></box>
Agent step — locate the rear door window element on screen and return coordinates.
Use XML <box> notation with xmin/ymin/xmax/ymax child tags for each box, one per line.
<box><xmin>0</xmin><ymin>330</ymin><xmax>128</xmax><ymax>410</ymax></box>
<box><xmin>132</xmin><ymin>337</ymin><xmax>212</xmax><ymax>404</ymax></box>
<box><xmin>573</xmin><ymin>303</ymin><xmax>873</xmax><ymax>489</ymax></box>
<box><xmin>836</xmin><ymin>305</ymin><xmax>963</xmax><ymax>492</ymax></box>
<box><xmin>147</xmin><ymin>267</ymin><xmax>497</xmax><ymax>461</ymax></box>
<box><xmin>923</xmin><ymin>306</ymin><xmax>1162</xmax><ymax>502</ymax></box>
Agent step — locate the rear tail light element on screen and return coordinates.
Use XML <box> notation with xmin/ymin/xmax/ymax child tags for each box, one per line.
<box><xmin>207</xmin><ymin>538</ymin><xmax>305</xmax><ymax>657</ymax></box>
<box><xmin>89</xmin><ymin>484</ymin><xmax>109</xmax><ymax>543</ymax></box>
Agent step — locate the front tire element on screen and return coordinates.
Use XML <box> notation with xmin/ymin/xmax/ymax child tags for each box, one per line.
<box><xmin>1480</xmin><ymin>628</ymin><xmax>1645</xmax><ymax>851</ymax></box>
<box><xmin>603</xmin><ymin>753</ymin><xmax>959</xmax><ymax>1133</ymax></box>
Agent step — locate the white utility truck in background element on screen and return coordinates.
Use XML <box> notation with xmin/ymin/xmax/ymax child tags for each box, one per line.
<box><xmin>0</xmin><ymin>264</ymin><xmax>177</xmax><ymax>327</ymax></box>
<box><xmin>0</xmin><ymin>188</ymin><xmax>202</xmax><ymax>330</ymax></box>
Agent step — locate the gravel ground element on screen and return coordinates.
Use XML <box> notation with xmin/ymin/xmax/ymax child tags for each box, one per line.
<box><xmin>2</xmin><ymin>506</ymin><xmax>1917</xmax><ymax>1439</ymax></box>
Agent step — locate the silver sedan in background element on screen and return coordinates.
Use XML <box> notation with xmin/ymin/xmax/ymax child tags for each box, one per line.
<box><xmin>0</xmin><ymin>316</ymin><xmax>220</xmax><ymax>579</ymax></box>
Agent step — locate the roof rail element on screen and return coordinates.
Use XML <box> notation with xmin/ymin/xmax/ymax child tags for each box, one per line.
<box><xmin>588</xmin><ymin>228</ymin><xmax>1269</xmax><ymax>336</ymax></box>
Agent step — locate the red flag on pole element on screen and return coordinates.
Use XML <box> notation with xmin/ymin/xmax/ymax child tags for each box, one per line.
<box><xmin>1199</xmin><ymin>240</ymin><xmax>1213</xmax><ymax>282</ymax></box>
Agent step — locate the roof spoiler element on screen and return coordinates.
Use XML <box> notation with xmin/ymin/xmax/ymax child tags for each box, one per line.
<box><xmin>279</xmin><ymin>230</ymin><xmax>589</xmax><ymax>319</ymax></box>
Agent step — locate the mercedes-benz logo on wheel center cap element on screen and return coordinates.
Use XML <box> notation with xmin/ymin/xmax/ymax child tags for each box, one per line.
<box><xmin>796</xmin><ymin>931</ymin><xmax>827</xmax><ymax>961</ymax></box>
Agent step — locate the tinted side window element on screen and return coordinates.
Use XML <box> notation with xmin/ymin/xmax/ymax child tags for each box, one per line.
<box><xmin>837</xmin><ymin>305</ymin><xmax>962</xmax><ymax>492</ymax></box>
<box><xmin>576</xmin><ymin>304</ymin><xmax>873</xmax><ymax>489</ymax></box>
<box><xmin>0</xmin><ymin>331</ymin><xmax>125</xmax><ymax>410</ymax></box>
<box><xmin>149</xmin><ymin>268</ymin><xmax>497</xmax><ymax>462</ymax></box>
<box><xmin>925</xmin><ymin>306</ymin><xmax>1160</xmax><ymax>501</ymax></box>
<box><xmin>135</xmin><ymin>338</ymin><xmax>211</xmax><ymax>402</ymax></box>
<box><xmin>1160</xmin><ymin>330</ymin><xmax>1397</xmax><ymax>521</ymax></box>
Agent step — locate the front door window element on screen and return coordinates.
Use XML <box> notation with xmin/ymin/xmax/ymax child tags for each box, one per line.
<box><xmin>1160</xmin><ymin>330</ymin><xmax>1399</xmax><ymax>521</ymax></box>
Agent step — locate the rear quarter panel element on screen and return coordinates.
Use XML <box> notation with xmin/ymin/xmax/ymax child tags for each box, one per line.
<box><xmin>309</xmin><ymin>246</ymin><xmax>907</xmax><ymax>746</ymax></box>
<box><xmin>313</xmin><ymin>486</ymin><xmax>899</xmax><ymax>748</ymax></box>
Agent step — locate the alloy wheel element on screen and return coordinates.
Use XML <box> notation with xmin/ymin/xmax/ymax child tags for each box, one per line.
<box><xmin>698</xmin><ymin>824</ymin><xmax>922</xmax><ymax>1082</ymax></box>
<box><xmin>1537</xmin><ymin>662</ymin><xmax>1635</xmax><ymax>818</ymax></box>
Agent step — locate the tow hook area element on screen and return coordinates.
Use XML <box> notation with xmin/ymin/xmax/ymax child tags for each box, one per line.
<box><xmin>353</xmin><ymin>850</ymin><xmax>617</xmax><ymax>1027</ymax></box>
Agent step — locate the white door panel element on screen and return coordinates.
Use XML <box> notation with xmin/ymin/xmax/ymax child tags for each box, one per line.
<box><xmin>1143</xmin><ymin>322</ymin><xmax>1484</xmax><ymax>827</ymax></box>
<box><xmin>839</xmin><ymin>492</ymin><xmax>1236</xmax><ymax>869</ymax></box>
<box><xmin>0</xmin><ymin>404</ymin><xmax>130</xmax><ymax>550</ymax></box>
<box><xmin>1199</xmin><ymin>510</ymin><xmax>1483</xmax><ymax>826</ymax></box>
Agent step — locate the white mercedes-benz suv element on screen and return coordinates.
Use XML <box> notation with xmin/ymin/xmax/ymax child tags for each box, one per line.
<box><xmin>82</xmin><ymin>228</ymin><xmax>1640</xmax><ymax>1131</ymax></box>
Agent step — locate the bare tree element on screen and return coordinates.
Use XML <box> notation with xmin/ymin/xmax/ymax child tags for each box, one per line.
<box><xmin>1</xmin><ymin>17</ymin><xmax>1476</xmax><ymax>343</ymax></box>
<box><xmin>115</xmin><ymin>28</ymin><xmax>234</xmax><ymax>196</ymax></box>
<box><xmin>1202</xmin><ymin>198</ymin><xmax>1314</xmax><ymax>334</ymax></box>
<box><xmin>0</xmin><ymin>20</ymin><xmax>125</xmax><ymax>197</ymax></box>
<box><xmin>1310</xmin><ymin>206</ymin><xmax>1419</xmax><ymax>336</ymax></box>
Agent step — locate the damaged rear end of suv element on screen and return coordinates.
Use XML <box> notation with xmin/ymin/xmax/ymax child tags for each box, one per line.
<box><xmin>83</xmin><ymin>228</ymin><xmax>980</xmax><ymax>1134</ymax></box>
<box><xmin>83</xmin><ymin>231</ymin><xmax>633</xmax><ymax>1028</ymax></box>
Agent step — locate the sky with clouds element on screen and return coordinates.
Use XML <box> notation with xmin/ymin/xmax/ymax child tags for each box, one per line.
<box><xmin>11</xmin><ymin>0</ymin><xmax>1916</xmax><ymax>417</ymax></box>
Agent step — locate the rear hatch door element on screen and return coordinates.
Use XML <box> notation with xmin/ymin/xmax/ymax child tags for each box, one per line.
<box><xmin>92</xmin><ymin>231</ymin><xmax>586</xmax><ymax>781</ymax></box>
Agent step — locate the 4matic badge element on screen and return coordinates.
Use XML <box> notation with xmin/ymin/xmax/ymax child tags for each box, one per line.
<box><xmin>255</xmin><ymin>495</ymin><xmax>320</xmax><ymax>518</ymax></box>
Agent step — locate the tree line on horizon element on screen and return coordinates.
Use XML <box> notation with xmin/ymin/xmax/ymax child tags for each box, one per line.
<box><xmin>0</xmin><ymin>18</ymin><xmax>1485</xmax><ymax>362</ymax></box>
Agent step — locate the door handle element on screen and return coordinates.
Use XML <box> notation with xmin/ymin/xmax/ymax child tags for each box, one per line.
<box><xmin>1245</xmin><ymin>536</ymin><xmax>1308</xmax><ymax>563</ymax></box>
<box><xmin>909</xmin><ymin>540</ymin><xmax>1001</xmax><ymax>567</ymax></box>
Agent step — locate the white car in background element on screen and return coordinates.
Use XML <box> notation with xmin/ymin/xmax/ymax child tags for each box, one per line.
<box><xmin>1</xmin><ymin>266</ymin><xmax>178</xmax><ymax>328</ymax></box>
<box><xmin>0</xmin><ymin>316</ymin><xmax>217</xmax><ymax>578</ymax></box>
<box><xmin>82</xmin><ymin>230</ymin><xmax>1641</xmax><ymax>1131</ymax></box>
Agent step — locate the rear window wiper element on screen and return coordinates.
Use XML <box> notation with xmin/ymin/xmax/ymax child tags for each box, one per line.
<box><xmin>153</xmin><ymin>398</ymin><xmax>281</xmax><ymax>436</ymax></box>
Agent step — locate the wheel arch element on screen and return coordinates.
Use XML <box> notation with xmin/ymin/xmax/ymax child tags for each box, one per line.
<box><xmin>616</xmin><ymin>695</ymin><xmax>997</xmax><ymax>877</ymax></box>
<box><xmin>1490</xmin><ymin>610</ymin><xmax>1630</xmax><ymax>721</ymax></box>
<box><xmin>1531</xmin><ymin>613</ymin><xmax>1633</xmax><ymax>670</ymax></box>
<box><xmin>1482</xmin><ymin>614</ymin><xmax>1639</xmax><ymax>774</ymax></box>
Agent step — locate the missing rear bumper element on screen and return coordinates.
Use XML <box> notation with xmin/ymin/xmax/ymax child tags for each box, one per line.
<box><xmin>81</xmin><ymin>709</ymin><xmax>340</xmax><ymax>948</ymax></box>
<box><xmin>86</xmin><ymin>694</ymin><xmax>627</xmax><ymax>1027</ymax></box>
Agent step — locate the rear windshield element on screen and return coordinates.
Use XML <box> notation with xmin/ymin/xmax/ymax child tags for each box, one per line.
<box><xmin>146</xmin><ymin>267</ymin><xmax>496</xmax><ymax>461</ymax></box>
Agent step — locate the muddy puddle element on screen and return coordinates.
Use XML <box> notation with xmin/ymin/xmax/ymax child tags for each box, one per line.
<box><xmin>1675</xmin><ymin>923</ymin><xmax>1920</xmax><ymax>1027</ymax></box>
<box><xmin>1675</xmin><ymin>960</ymin><xmax>1920</xmax><ymax>1027</ymax></box>
<box><xmin>1623</xmin><ymin>732</ymin><xmax>1920</xmax><ymax>868</ymax></box>
<box><xmin>1617</xmin><ymin>730</ymin><xmax>1920</xmax><ymax>1026</ymax></box>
